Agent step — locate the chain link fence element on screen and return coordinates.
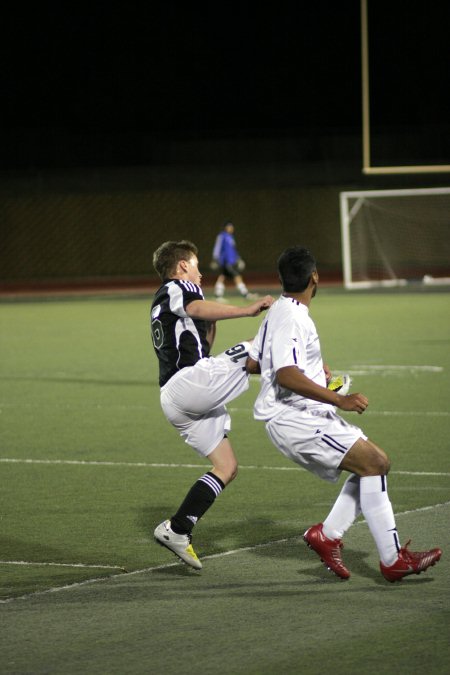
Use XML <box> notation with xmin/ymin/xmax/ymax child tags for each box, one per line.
<box><xmin>1</xmin><ymin>166</ymin><xmax>344</xmax><ymax>285</ymax></box>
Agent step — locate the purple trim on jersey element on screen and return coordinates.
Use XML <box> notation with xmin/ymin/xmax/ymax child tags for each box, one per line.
<box><xmin>322</xmin><ymin>434</ymin><xmax>347</xmax><ymax>454</ymax></box>
<box><xmin>199</xmin><ymin>473</ymin><xmax>223</xmax><ymax>497</ymax></box>
<box><xmin>381</xmin><ymin>475</ymin><xmax>387</xmax><ymax>492</ymax></box>
<box><xmin>292</xmin><ymin>347</ymin><xmax>297</xmax><ymax>364</ymax></box>
<box><xmin>179</xmin><ymin>279</ymin><xmax>203</xmax><ymax>297</ymax></box>
<box><xmin>258</xmin><ymin>320</ymin><xmax>268</xmax><ymax>360</ymax></box>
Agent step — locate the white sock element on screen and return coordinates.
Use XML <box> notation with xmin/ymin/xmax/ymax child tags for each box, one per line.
<box><xmin>215</xmin><ymin>282</ymin><xmax>225</xmax><ymax>297</ymax></box>
<box><xmin>237</xmin><ymin>281</ymin><xmax>248</xmax><ymax>296</ymax></box>
<box><xmin>323</xmin><ymin>474</ymin><xmax>361</xmax><ymax>540</ymax></box>
<box><xmin>360</xmin><ymin>475</ymin><xmax>400</xmax><ymax>566</ymax></box>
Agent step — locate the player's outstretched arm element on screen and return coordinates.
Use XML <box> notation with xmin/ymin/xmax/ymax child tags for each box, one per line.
<box><xmin>187</xmin><ymin>296</ymin><xmax>274</xmax><ymax>322</ymax></box>
<box><xmin>276</xmin><ymin>366</ymin><xmax>368</xmax><ymax>414</ymax></box>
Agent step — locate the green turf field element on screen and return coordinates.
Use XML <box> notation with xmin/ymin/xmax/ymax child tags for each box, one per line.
<box><xmin>1</xmin><ymin>289</ymin><xmax>449</xmax><ymax>674</ymax></box>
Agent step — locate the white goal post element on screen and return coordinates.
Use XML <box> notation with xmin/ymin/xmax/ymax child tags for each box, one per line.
<box><xmin>340</xmin><ymin>187</ymin><xmax>450</xmax><ymax>289</ymax></box>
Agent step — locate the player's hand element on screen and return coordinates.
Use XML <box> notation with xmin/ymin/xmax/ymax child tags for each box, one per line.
<box><xmin>323</xmin><ymin>363</ymin><xmax>332</xmax><ymax>384</ymax></box>
<box><xmin>246</xmin><ymin>295</ymin><xmax>274</xmax><ymax>316</ymax></box>
<box><xmin>337</xmin><ymin>392</ymin><xmax>368</xmax><ymax>414</ymax></box>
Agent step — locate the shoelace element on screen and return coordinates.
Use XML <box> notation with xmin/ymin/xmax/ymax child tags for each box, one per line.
<box><xmin>330</xmin><ymin>542</ymin><xmax>345</xmax><ymax>564</ymax></box>
<box><xmin>400</xmin><ymin>540</ymin><xmax>435</xmax><ymax>569</ymax></box>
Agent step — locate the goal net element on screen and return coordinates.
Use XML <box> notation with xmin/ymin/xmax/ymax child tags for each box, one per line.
<box><xmin>340</xmin><ymin>187</ymin><xmax>450</xmax><ymax>289</ymax></box>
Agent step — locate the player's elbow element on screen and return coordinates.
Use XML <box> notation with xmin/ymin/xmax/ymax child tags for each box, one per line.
<box><xmin>276</xmin><ymin>366</ymin><xmax>297</xmax><ymax>389</ymax></box>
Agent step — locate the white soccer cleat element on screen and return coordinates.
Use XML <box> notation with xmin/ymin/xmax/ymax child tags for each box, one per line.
<box><xmin>154</xmin><ymin>520</ymin><xmax>202</xmax><ymax>569</ymax></box>
<box><xmin>327</xmin><ymin>374</ymin><xmax>352</xmax><ymax>396</ymax></box>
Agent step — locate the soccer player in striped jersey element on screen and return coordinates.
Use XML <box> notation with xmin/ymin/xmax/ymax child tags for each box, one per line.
<box><xmin>151</xmin><ymin>239</ymin><xmax>273</xmax><ymax>568</ymax></box>
<box><xmin>246</xmin><ymin>246</ymin><xmax>441</xmax><ymax>582</ymax></box>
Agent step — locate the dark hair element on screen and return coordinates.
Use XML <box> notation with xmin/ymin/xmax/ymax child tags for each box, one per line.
<box><xmin>277</xmin><ymin>247</ymin><xmax>317</xmax><ymax>292</ymax></box>
<box><xmin>153</xmin><ymin>240</ymin><xmax>198</xmax><ymax>281</ymax></box>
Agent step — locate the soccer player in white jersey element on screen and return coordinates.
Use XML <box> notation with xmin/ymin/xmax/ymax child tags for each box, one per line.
<box><xmin>151</xmin><ymin>240</ymin><xmax>273</xmax><ymax>569</ymax></box>
<box><xmin>246</xmin><ymin>246</ymin><xmax>441</xmax><ymax>582</ymax></box>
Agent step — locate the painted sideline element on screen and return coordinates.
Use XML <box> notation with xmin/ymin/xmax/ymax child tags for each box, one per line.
<box><xmin>1</xmin><ymin>457</ymin><xmax>449</xmax><ymax>477</ymax></box>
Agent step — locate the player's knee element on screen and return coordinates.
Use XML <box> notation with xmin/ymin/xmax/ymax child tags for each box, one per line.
<box><xmin>343</xmin><ymin>439</ymin><xmax>391</xmax><ymax>476</ymax></box>
<box><xmin>374</xmin><ymin>452</ymin><xmax>390</xmax><ymax>475</ymax></box>
<box><xmin>215</xmin><ymin>461</ymin><xmax>238</xmax><ymax>485</ymax></box>
<box><xmin>366</xmin><ymin>446</ymin><xmax>390</xmax><ymax>475</ymax></box>
<box><xmin>227</xmin><ymin>462</ymin><xmax>238</xmax><ymax>483</ymax></box>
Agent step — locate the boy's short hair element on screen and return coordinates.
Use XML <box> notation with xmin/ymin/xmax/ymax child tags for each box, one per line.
<box><xmin>277</xmin><ymin>246</ymin><xmax>317</xmax><ymax>292</ymax></box>
<box><xmin>153</xmin><ymin>240</ymin><xmax>198</xmax><ymax>281</ymax></box>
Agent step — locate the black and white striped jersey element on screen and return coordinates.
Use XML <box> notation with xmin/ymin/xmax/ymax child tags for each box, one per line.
<box><xmin>150</xmin><ymin>279</ymin><xmax>210</xmax><ymax>386</ymax></box>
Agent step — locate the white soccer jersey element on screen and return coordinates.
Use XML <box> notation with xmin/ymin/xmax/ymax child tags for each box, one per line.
<box><xmin>250</xmin><ymin>295</ymin><xmax>332</xmax><ymax>420</ymax></box>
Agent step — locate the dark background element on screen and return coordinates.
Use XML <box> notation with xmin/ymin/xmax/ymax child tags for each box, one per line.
<box><xmin>1</xmin><ymin>1</ymin><xmax>449</xmax><ymax>285</ymax></box>
<box><xmin>2</xmin><ymin>1</ymin><xmax>449</xmax><ymax>170</ymax></box>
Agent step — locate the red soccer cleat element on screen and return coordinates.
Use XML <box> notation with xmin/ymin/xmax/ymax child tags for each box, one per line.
<box><xmin>380</xmin><ymin>540</ymin><xmax>442</xmax><ymax>582</ymax></box>
<box><xmin>303</xmin><ymin>523</ymin><xmax>350</xmax><ymax>579</ymax></box>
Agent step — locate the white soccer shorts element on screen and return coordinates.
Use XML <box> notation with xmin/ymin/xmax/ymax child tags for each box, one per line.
<box><xmin>265</xmin><ymin>407</ymin><xmax>367</xmax><ymax>483</ymax></box>
<box><xmin>160</xmin><ymin>342</ymin><xmax>251</xmax><ymax>456</ymax></box>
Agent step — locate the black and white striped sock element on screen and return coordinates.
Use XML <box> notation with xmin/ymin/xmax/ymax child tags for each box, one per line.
<box><xmin>170</xmin><ymin>472</ymin><xmax>225</xmax><ymax>534</ymax></box>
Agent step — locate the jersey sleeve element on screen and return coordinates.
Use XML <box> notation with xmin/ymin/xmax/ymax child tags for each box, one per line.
<box><xmin>249</xmin><ymin>323</ymin><xmax>262</xmax><ymax>360</ymax></box>
<box><xmin>168</xmin><ymin>280</ymin><xmax>204</xmax><ymax>317</ymax></box>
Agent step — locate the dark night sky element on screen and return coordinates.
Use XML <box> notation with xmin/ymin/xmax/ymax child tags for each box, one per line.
<box><xmin>2</xmin><ymin>1</ymin><xmax>449</xmax><ymax>168</ymax></box>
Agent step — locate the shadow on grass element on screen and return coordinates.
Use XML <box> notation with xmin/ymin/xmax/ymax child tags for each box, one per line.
<box><xmin>138</xmin><ymin>509</ymin><xmax>440</xmax><ymax>588</ymax></box>
<box><xmin>0</xmin><ymin>534</ymin><xmax>75</xmax><ymax>566</ymax></box>
<box><xmin>251</xmin><ymin>536</ymin><xmax>437</xmax><ymax>587</ymax></box>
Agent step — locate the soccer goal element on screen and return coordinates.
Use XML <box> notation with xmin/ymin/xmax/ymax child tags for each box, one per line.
<box><xmin>340</xmin><ymin>187</ymin><xmax>450</xmax><ymax>289</ymax></box>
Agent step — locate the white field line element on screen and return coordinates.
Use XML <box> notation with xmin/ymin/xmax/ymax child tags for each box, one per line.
<box><xmin>0</xmin><ymin>401</ymin><xmax>448</xmax><ymax>417</ymax></box>
<box><xmin>1</xmin><ymin>500</ymin><xmax>449</xmax><ymax>605</ymax></box>
<box><xmin>1</xmin><ymin>457</ymin><xmax>449</xmax><ymax>477</ymax></box>
<box><xmin>350</xmin><ymin>365</ymin><xmax>444</xmax><ymax>372</ymax></box>
<box><xmin>0</xmin><ymin>402</ymin><xmax>151</xmax><ymax>411</ymax></box>
<box><xmin>0</xmin><ymin>363</ymin><xmax>444</xmax><ymax>404</ymax></box>
<box><xmin>0</xmin><ymin>560</ymin><xmax>127</xmax><ymax>571</ymax></box>
<box><xmin>360</xmin><ymin>411</ymin><xmax>449</xmax><ymax>417</ymax></box>
<box><xmin>229</xmin><ymin>408</ymin><xmax>450</xmax><ymax>417</ymax></box>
